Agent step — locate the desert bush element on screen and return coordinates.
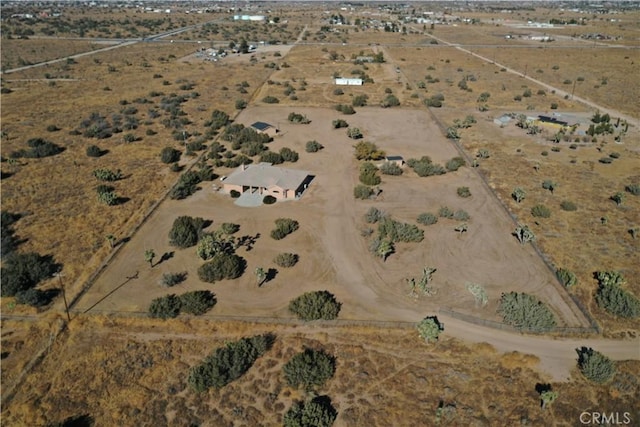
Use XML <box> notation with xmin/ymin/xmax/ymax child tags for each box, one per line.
<box><xmin>453</xmin><ymin>210</ymin><xmax>470</xmax><ymax>221</ymax></box>
<box><xmin>336</xmin><ymin>104</ymin><xmax>356</xmax><ymax>115</ymax></box>
<box><xmin>560</xmin><ymin>200</ymin><xmax>577</xmax><ymax>211</ymax></box>
<box><xmin>333</xmin><ymin>88</ymin><xmax>344</xmax><ymax>95</ymax></box>
<box><xmin>197</xmin><ymin>253</ymin><xmax>245</xmax><ymax>283</ymax></box>
<box><xmin>263</xmin><ymin>195</ymin><xmax>276</xmax><ymax>205</ymax></box>
<box><xmin>0</xmin><ymin>252</ymin><xmax>59</xmax><ymax>297</ymax></box>
<box><xmin>610</xmin><ymin>192</ymin><xmax>625</xmax><ymax>206</ymax></box>
<box><xmin>160</xmin><ymin>147</ymin><xmax>181</xmax><ymax>164</ymax></box>
<box><xmin>599</xmin><ymin>157</ymin><xmax>613</xmax><ymax>164</ymax></box>
<box><xmin>283</xmin><ymin>397</ymin><xmax>337</xmax><ymax>427</ymax></box>
<box><xmin>93</xmin><ymin>168</ymin><xmax>122</xmax><ymax>182</ymax></box>
<box><xmin>531</xmin><ymin>204</ymin><xmax>551</xmax><ymax>218</ymax></box>
<box><xmin>542</xmin><ymin>180</ymin><xmax>558</xmax><ymax>193</ymax></box>
<box><xmin>353</xmin><ymin>185</ymin><xmax>373</xmax><ymax>200</ymax></box>
<box><xmin>289</xmin><ymin>290</ymin><xmax>341</xmax><ymax>321</ymax></box>
<box><xmin>379</xmin><ymin>162</ymin><xmax>403</xmax><ymax>176</ymax></box>
<box><xmin>230</xmin><ymin>190</ymin><xmax>241</xmax><ymax>198</ymax></box>
<box><xmin>283</xmin><ymin>349</ymin><xmax>336</xmax><ymax>390</ymax></box>
<box><xmin>161</xmin><ymin>272</ymin><xmax>187</xmax><ymax>287</ymax></box>
<box><xmin>457</xmin><ymin>187</ymin><xmax>471</xmax><ymax>198</ymax></box>
<box><xmin>352</xmin><ymin>94</ymin><xmax>369</xmax><ymax>107</ymax></box>
<box><xmin>168</xmin><ymin>216</ymin><xmax>206</xmax><ymax>248</ymax></box>
<box><xmin>359</xmin><ymin>162</ymin><xmax>381</xmax><ymax>185</ymax></box>
<box><xmin>438</xmin><ymin>206</ymin><xmax>454</xmax><ymax>219</ymax></box>
<box><xmin>411</xmin><ymin>159</ymin><xmax>446</xmax><ymax>177</ymax></box>
<box><xmin>595</xmin><ymin>271</ymin><xmax>640</xmax><ymax>318</ymax></box>
<box><xmin>378</xmin><ymin>217</ymin><xmax>424</xmax><ymax>243</ymax></box>
<box><xmin>512</xmin><ymin>187</ymin><xmax>526</xmax><ymax>203</ymax></box>
<box><xmin>148</xmin><ymin>294</ymin><xmax>181</xmax><ymax>319</ymax></box>
<box><xmin>271</xmin><ymin>218</ymin><xmax>299</xmax><ymax>240</ymax></box>
<box><xmin>262</xmin><ymin>96</ymin><xmax>279</xmax><ymax>104</ymax></box>
<box><xmin>188</xmin><ymin>335</ymin><xmax>271</xmax><ymax>392</ymax></box>
<box><xmin>577</xmin><ymin>347</ymin><xmax>616</xmax><ymax>384</ymax></box>
<box><xmin>498</xmin><ymin>292</ymin><xmax>557</xmax><ymax>332</ymax></box>
<box><xmin>556</xmin><ymin>268</ymin><xmax>577</xmax><ymax>287</ymax></box>
<box><xmin>274</xmin><ymin>252</ymin><xmax>299</xmax><ymax>268</ymax></box>
<box><xmin>625</xmin><ymin>184</ymin><xmax>640</xmax><ymax>196</ymax></box>
<box><xmin>288</xmin><ymin>112</ymin><xmax>311</xmax><ymax>124</ymax></box>
<box><xmin>11</xmin><ymin>138</ymin><xmax>63</xmax><ymax>159</ymax></box>
<box><xmin>446</xmin><ymin>157</ymin><xmax>465</xmax><ymax>172</ymax></box>
<box><xmin>417</xmin><ymin>316</ymin><xmax>444</xmax><ymax>343</ymax></box>
<box><xmin>280</xmin><ymin>147</ymin><xmax>299</xmax><ymax>163</ymax></box>
<box><xmin>354</xmin><ymin>142</ymin><xmax>385</xmax><ymax>161</ymax></box>
<box><xmin>365</xmin><ymin>207</ymin><xmax>386</xmax><ymax>224</ymax></box>
<box><xmin>417</xmin><ymin>213</ymin><xmax>438</xmax><ymax>225</ymax></box>
<box><xmin>86</xmin><ymin>145</ymin><xmax>103</xmax><ymax>157</ymax></box>
<box><xmin>180</xmin><ymin>290</ymin><xmax>216</xmax><ymax>315</ymax></box>
<box><xmin>332</xmin><ymin>119</ymin><xmax>349</xmax><ymax>129</ymax></box>
<box><xmin>347</xmin><ymin>127</ymin><xmax>363</xmax><ymax>139</ymax></box>
<box><xmin>609</xmin><ymin>152</ymin><xmax>621</xmax><ymax>158</ymax></box>
<box><xmin>305</xmin><ymin>140</ymin><xmax>324</xmax><ymax>153</ymax></box>
<box><xmin>381</xmin><ymin>94</ymin><xmax>400</xmax><ymax>108</ymax></box>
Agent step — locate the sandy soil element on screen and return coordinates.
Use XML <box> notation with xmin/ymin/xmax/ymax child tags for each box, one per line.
<box><xmin>74</xmin><ymin>106</ymin><xmax>587</xmax><ymax>330</ymax></box>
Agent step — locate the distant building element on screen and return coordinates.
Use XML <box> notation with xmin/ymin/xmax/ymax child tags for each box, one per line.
<box><xmin>335</xmin><ymin>78</ymin><xmax>363</xmax><ymax>86</ymax></box>
<box><xmin>250</xmin><ymin>121</ymin><xmax>278</xmax><ymax>137</ymax></box>
<box><xmin>233</xmin><ymin>15</ymin><xmax>265</xmax><ymax>21</ymax></box>
<box><xmin>384</xmin><ymin>156</ymin><xmax>405</xmax><ymax>167</ymax></box>
<box><xmin>222</xmin><ymin>163</ymin><xmax>312</xmax><ymax>200</ymax></box>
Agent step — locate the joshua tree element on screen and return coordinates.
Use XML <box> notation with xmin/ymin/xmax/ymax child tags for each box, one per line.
<box><xmin>512</xmin><ymin>187</ymin><xmax>526</xmax><ymax>203</ymax></box>
<box><xmin>145</xmin><ymin>249</ymin><xmax>155</xmax><ymax>268</ymax></box>
<box><xmin>454</xmin><ymin>223</ymin><xmax>468</xmax><ymax>234</ymax></box>
<box><xmin>611</xmin><ymin>192</ymin><xmax>625</xmax><ymax>206</ymax></box>
<box><xmin>514</xmin><ymin>225</ymin><xmax>535</xmax><ymax>244</ymax></box>
<box><xmin>255</xmin><ymin>267</ymin><xmax>267</xmax><ymax>287</ymax></box>
<box><xmin>378</xmin><ymin>240</ymin><xmax>394</xmax><ymax>262</ymax></box>
<box><xmin>540</xmin><ymin>390</ymin><xmax>558</xmax><ymax>410</ymax></box>
<box><xmin>106</xmin><ymin>234</ymin><xmax>116</xmax><ymax>249</ymax></box>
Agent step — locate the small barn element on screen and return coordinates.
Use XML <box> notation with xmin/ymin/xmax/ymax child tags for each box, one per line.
<box><xmin>250</xmin><ymin>121</ymin><xmax>278</xmax><ymax>137</ymax></box>
<box><xmin>335</xmin><ymin>78</ymin><xmax>363</xmax><ymax>86</ymax></box>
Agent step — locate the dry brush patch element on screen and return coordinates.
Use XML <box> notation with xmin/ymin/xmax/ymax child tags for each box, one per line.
<box><xmin>2</xmin><ymin>316</ymin><xmax>638</xmax><ymax>426</ymax></box>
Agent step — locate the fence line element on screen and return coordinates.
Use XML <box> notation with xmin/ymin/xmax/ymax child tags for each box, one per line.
<box><xmin>439</xmin><ymin>307</ymin><xmax>598</xmax><ymax>336</ymax></box>
<box><xmin>424</xmin><ymin>107</ymin><xmax>599</xmax><ymax>332</ymax></box>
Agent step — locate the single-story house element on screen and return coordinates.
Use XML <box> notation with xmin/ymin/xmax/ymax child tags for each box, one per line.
<box><xmin>384</xmin><ymin>156</ymin><xmax>405</xmax><ymax>167</ymax></box>
<box><xmin>222</xmin><ymin>163</ymin><xmax>312</xmax><ymax>200</ymax></box>
<box><xmin>335</xmin><ymin>78</ymin><xmax>363</xmax><ymax>86</ymax></box>
<box><xmin>250</xmin><ymin>121</ymin><xmax>279</xmax><ymax>137</ymax></box>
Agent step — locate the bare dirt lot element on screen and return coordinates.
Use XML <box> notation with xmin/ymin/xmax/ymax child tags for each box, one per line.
<box><xmin>75</xmin><ymin>105</ymin><xmax>587</xmax><ymax>329</ymax></box>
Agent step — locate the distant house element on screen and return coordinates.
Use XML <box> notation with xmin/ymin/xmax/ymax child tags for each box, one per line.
<box><xmin>335</xmin><ymin>78</ymin><xmax>363</xmax><ymax>86</ymax></box>
<box><xmin>384</xmin><ymin>156</ymin><xmax>405</xmax><ymax>167</ymax></box>
<box><xmin>250</xmin><ymin>121</ymin><xmax>278</xmax><ymax>137</ymax></box>
<box><xmin>222</xmin><ymin>163</ymin><xmax>312</xmax><ymax>200</ymax></box>
<box><xmin>355</xmin><ymin>56</ymin><xmax>374</xmax><ymax>63</ymax></box>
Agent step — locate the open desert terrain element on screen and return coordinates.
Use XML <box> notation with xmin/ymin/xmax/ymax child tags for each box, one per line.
<box><xmin>1</xmin><ymin>2</ymin><xmax>639</xmax><ymax>426</ymax></box>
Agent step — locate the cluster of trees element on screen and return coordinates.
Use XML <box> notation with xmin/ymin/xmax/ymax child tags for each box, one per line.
<box><xmin>188</xmin><ymin>335</ymin><xmax>272</xmax><ymax>392</ymax></box>
<box><xmin>10</xmin><ymin>138</ymin><xmax>63</xmax><ymax>159</ymax></box>
<box><xmin>497</xmin><ymin>292</ymin><xmax>557</xmax><ymax>332</ymax></box>
<box><xmin>223</xmin><ymin>124</ymin><xmax>271</xmax><ymax>154</ymax></box>
<box><xmin>271</xmin><ymin>218</ymin><xmax>299</xmax><ymax>240</ymax></box>
<box><xmin>259</xmin><ymin>147</ymin><xmax>299</xmax><ymax>165</ymax></box>
<box><xmin>289</xmin><ymin>290</ymin><xmax>341</xmax><ymax>321</ymax></box>
<box><xmin>1</xmin><ymin>251</ymin><xmax>60</xmax><ymax>307</ymax></box>
<box><xmin>169</xmin><ymin>164</ymin><xmax>215</xmax><ymax>200</ymax></box>
<box><xmin>354</xmin><ymin>141</ymin><xmax>385</xmax><ymax>161</ymax></box>
<box><xmin>594</xmin><ymin>271</ymin><xmax>640</xmax><ymax>318</ymax></box>
<box><xmin>406</xmin><ymin>156</ymin><xmax>445</xmax><ymax>177</ymax></box>
<box><xmin>148</xmin><ymin>290</ymin><xmax>216</xmax><ymax>319</ymax></box>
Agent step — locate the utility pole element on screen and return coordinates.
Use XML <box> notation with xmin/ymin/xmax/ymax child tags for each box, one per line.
<box><xmin>54</xmin><ymin>271</ymin><xmax>71</xmax><ymax>322</ymax></box>
<box><xmin>571</xmin><ymin>79</ymin><xmax>577</xmax><ymax>99</ymax></box>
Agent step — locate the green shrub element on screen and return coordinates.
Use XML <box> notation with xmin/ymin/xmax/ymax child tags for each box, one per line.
<box><xmin>270</xmin><ymin>218</ymin><xmax>299</xmax><ymax>240</ymax></box>
<box><xmin>446</xmin><ymin>157</ymin><xmax>465</xmax><ymax>172</ymax></box>
<box><xmin>354</xmin><ymin>185</ymin><xmax>373</xmax><ymax>200</ymax></box>
<box><xmin>625</xmin><ymin>184</ymin><xmax>640</xmax><ymax>196</ymax></box>
<box><xmin>263</xmin><ymin>195</ymin><xmax>277</xmax><ymax>204</ymax></box>
<box><xmin>283</xmin><ymin>397</ymin><xmax>337</xmax><ymax>427</ymax></box>
<box><xmin>160</xmin><ymin>147</ymin><xmax>181</xmax><ymax>164</ymax></box>
<box><xmin>168</xmin><ymin>216</ymin><xmax>206</xmax><ymax>248</ymax></box>
<box><xmin>352</xmin><ymin>94</ymin><xmax>368</xmax><ymax>107</ymax></box>
<box><xmin>347</xmin><ymin>127</ymin><xmax>363</xmax><ymax>139</ymax></box>
<box><xmin>497</xmin><ymin>292</ymin><xmax>557</xmax><ymax>332</ymax></box>
<box><xmin>359</xmin><ymin>162</ymin><xmax>381</xmax><ymax>185</ymax></box>
<box><xmin>531</xmin><ymin>204</ymin><xmax>551</xmax><ymax>218</ymax></box>
<box><xmin>0</xmin><ymin>252</ymin><xmax>60</xmax><ymax>297</ymax></box>
<box><xmin>453</xmin><ymin>210</ymin><xmax>470</xmax><ymax>221</ymax></box>
<box><xmin>179</xmin><ymin>290</ymin><xmax>216</xmax><ymax>315</ymax></box>
<box><xmin>197</xmin><ymin>253</ymin><xmax>245</xmax><ymax>283</ymax></box>
<box><xmin>438</xmin><ymin>206</ymin><xmax>454</xmax><ymax>219</ymax></box>
<box><xmin>149</xmin><ymin>294</ymin><xmax>181</xmax><ymax>319</ymax></box>
<box><xmin>365</xmin><ymin>207</ymin><xmax>386</xmax><ymax>224</ymax></box>
<box><xmin>556</xmin><ymin>268</ymin><xmax>577</xmax><ymax>287</ymax></box>
<box><xmin>417</xmin><ymin>213</ymin><xmax>438</xmax><ymax>225</ymax></box>
<box><xmin>274</xmin><ymin>252</ymin><xmax>299</xmax><ymax>268</ymax></box>
<box><xmin>457</xmin><ymin>187</ymin><xmax>471</xmax><ymax>198</ymax></box>
<box><xmin>280</xmin><ymin>147</ymin><xmax>299</xmax><ymax>163</ymax></box>
<box><xmin>379</xmin><ymin>162</ymin><xmax>403</xmax><ymax>176</ymax></box>
<box><xmin>262</xmin><ymin>96</ymin><xmax>279</xmax><ymax>104</ymax></box>
<box><xmin>560</xmin><ymin>200</ymin><xmax>577</xmax><ymax>211</ymax></box>
<box><xmin>93</xmin><ymin>168</ymin><xmax>122</xmax><ymax>182</ymax></box>
<box><xmin>289</xmin><ymin>290</ymin><xmax>341</xmax><ymax>321</ymax></box>
<box><xmin>595</xmin><ymin>271</ymin><xmax>640</xmax><ymax>318</ymax></box>
<box><xmin>188</xmin><ymin>335</ymin><xmax>271</xmax><ymax>392</ymax></box>
<box><xmin>378</xmin><ymin>217</ymin><xmax>424</xmax><ymax>243</ymax></box>
<box><xmin>86</xmin><ymin>145</ymin><xmax>103</xmax><ymax>157</ymax></box>
<box><xmin>412</xmin><ymin>161</ymin><xmax>446</xmax><ymax>177</ymax></box>
<box><xmin>577</xmin><ymin>347</ymin><xmax>616</xmax><ymax>384</ymax></box>
<box><xmin>305</xmin><ymin>140</ymin><xmax>324</xmax><ymax>153</ymax></box>
<box><xmin>288</xmin><ymin>112</ymin><xmax>311</xmax><ymax>124</ymax></box>
<box><xmin>283</xmin><ymin>349</ymin><xmax>336</xmax><ymax>390</ymax></box>
<box><xmin>161</xmin><ymin>272</ymin><xmax>187</xmax><ymax>287</ymax></box>
<box><xmin>230</xmin><ymin>190</ymin><xmax>241</xmax><ymax>198</ymax></box>
<box><xmin>380</xmin><ymin>94</ymin><xmax>400</xmax><ymax>108</ymax></box>
<box><xmin>332</xmin><ymin>119</ymin><xmax>349</xmax><ymax>129</ymax></box>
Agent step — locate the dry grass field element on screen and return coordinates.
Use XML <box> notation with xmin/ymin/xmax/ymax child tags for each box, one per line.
<box><xmin>2</xmin><ymin>316</ymin><xmax>639</xmax><ymax>426</ymax></box>
<box><xmin>1</xmin><ymin>4</ymin><xmax>639</xmax><ymax>426</ymax></box>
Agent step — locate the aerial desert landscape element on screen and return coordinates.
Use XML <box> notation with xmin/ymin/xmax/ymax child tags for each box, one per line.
<box><xmin>1</xmin><ymin>1</ymin><xmax>638</xmax><ymax>426</ymax></box>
